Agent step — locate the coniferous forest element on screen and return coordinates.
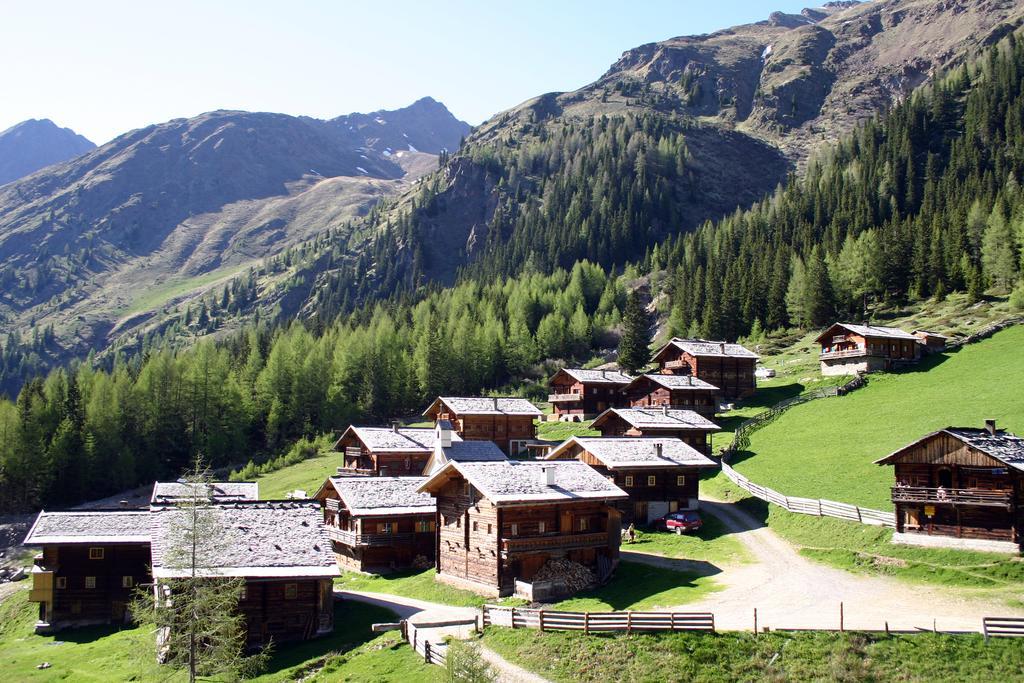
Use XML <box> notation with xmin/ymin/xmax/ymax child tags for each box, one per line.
<box><xmin>3</xmin><ymin>36</ymin><xmax>1024</xmax><ymax>512</ymax></box>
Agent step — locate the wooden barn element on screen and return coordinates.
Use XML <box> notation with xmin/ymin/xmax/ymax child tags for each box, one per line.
<box><xmin>623</xmin><ymin>373</ymin><xmax>720</xmax><ymax>417</ymax></box>
<box><xmin>422</xmin><ymin>420</ymin><xmax>508</xmax><ymax>475</ymax></box>
<box><xmin>875</xmin><ymin>421</ymin><xmax>1023</xmax><ymax>554</ymax></box>
<box><xmin>418</xmin><ymin>460</ymin><xmax>628</xmax><ymax>598</ymax></box>
<box><xmin>816</xmin><ymin>323</ymin><xmax>921</xmax><ymax>376</ymax></box>
<box><xmin>150</xmin><ymin>481</ymin><xmax>259</xmax><ymax>505</ymax></box>
<box><xmin>590</xmin><ymin>407</ymin><xmax>721</xmax><ymax>455</ymax></box>
<box><xmin>150</xmin><ymin>501</ymin><xmax>340</xmax><ymax>651</ymax></box>
<box><xmin>545</xmin><ymin>437</ymin><xmax>717</xmax><ymax>524</ymax></box>
<box><xmin>23</xmin><ymin>510</ymin><xmax>152</xmax><ymax>633</ymax></box>
<box><xmin>650</xmin><ymin>338</ymin><xmax>758</xmax><ymax>399</ymax></box>
<box><xmin>333</xmin><ymin>424</ymin><xmax>462</xmax><ymax>476</ymax></box>
<box><xmin>547</xmin><ymin>368</ymin><xmax>632</xmax><ymax>421</ymax></box>
<box><xmin>422</xmin><ymin>396</ymin><xmax>542</xmax><ymax>455</ymax></box>
<box><xmin>314</xmin><ymin>476</ymin><xmax>436</xmax><ymax>572</ymax></box>
<box><xmin>913</xmin><ymin>329</ymin><xmax>949</xmax><ymax>353</ymax></box>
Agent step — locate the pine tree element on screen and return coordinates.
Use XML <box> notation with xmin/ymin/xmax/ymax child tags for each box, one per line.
<box><xmin>617</xmin><ymin>290</ymin><xmax>651</xmax><ymax>373</ymax></box>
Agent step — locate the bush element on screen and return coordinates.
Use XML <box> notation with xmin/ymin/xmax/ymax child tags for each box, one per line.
<box><xmin>445</xmin><ymin>640</ymin><xmax>496</xmax><ymax>683</ymax></box>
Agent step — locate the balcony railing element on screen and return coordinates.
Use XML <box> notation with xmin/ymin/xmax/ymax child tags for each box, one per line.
<box><xmin>819</xmin><ymin>347</ymin><xmax>880</xmax><ymax>360</ymax></box>
<box><xmin>325</xmin><ymin>527</ymin><xmax>429</xmax><ymax>547</ymax></box>
<box><xmin>548</xmin><ymin>393</ymin><xmax>582</xmax><ymax>403</ymax></box>
<box><xmin>500</xmin><ymin>531</ymin><xmax>608</xmax><ymax>554</ymax></box>
<box><xmin>891</xmin><ymin>486</ymin><xmax>1012</xmax><ymax>507</ymax></box>
<box><xmin>663</xmin><ymin>360</ymin><xmax>688</xmax><ymax>370</ymax></box>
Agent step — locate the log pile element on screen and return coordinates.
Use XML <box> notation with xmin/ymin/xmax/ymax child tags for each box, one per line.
<box><xmin>533</xmin><ymin>558</ymin><xmax>596</xmax><ymax>594</ymax></box>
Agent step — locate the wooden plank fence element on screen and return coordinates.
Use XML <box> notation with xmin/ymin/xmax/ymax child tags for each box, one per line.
<box><xmin>982</xmin><ymin>617</ymin><xmax>1024</xmax><ymax>640</ymax></box>
<box><xmin>482</xmin><ymin>605</ymin><xmax>715</xmax><ymax>634</ymax></box>
<box><xmin>404</xmin><ymin>620</ymin><xmax>447</xmax><ymax>666</ymax></box>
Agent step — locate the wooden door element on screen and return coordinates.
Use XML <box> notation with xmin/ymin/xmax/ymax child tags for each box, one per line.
<box><xmin>560</xmin><ymin>510</ymin><xmax>572</xmax><ymax>533</ymax></box>
<box><xmin>633</xmin><ymin>502</ymin><xmax>648</xmax><ymax>523</ymax></box>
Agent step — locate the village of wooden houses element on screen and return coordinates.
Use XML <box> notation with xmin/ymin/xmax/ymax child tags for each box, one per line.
<box><xmin>6</xmin><ymin>315</ymin><xmax>1024</xmax><ymax>681</ymax></box>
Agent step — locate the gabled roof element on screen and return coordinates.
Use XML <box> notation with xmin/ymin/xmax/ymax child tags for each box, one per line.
<box><xmin>333</xmin><ymin>425</ymin><xmax>462</xmax><ymax>453</ymax></box>
<box><xmin>545</xmin><ymin>437</ymin><xmax>717</xmax><ymax>469</ymax></box>
<box><xmin>875</xmin><ymin>427</ymin><xmax>1024</xmax><ymax>472</ymax></box>
<box><xmin>816</xmin><ymin>323</ymin><xmax>918</xmax><ymax>343</ymax></box>
<box><xmin>150</xmin><ymin>501</ymin><xmax>339</xmax><ymax>579</ymax></box>
<box><xmin>319</xmin><ymin>476</ymin><xmax>435</xmax><ymax>516</ymax></box>
<box><xmin>423</xmin><ymin>439</ymin><xmax>508</xmax><ymax>475</ymax></box>
<box><xmin>912</xmin><ymin>329</ymin><xmax>948</xmax><ymax>339</ymax></box>
<box><xmin>24</xmin><ymin>510</ymin><xmax>151</xmax><ymax>545</ymax></box>
<box><xmin>151</xmin><ymin>481</ymin><xmax>259</xmax><ymax>505</ymax></box>
<box><xmin>591</xmin><ymin>407</ymin><xmax>720</xmax><ymax>431</ymax></box>
<box><xmin>627</xmin><ymin>374</ymin><xmax>719</xmax><ymax>392</ymax></box>
<box><xmin>551</xmin><ymin>368</ymin><xmax>633</xmax><ymax>385</ymax></box>
<box><xmin>419</xmin><ymin>460</ymin><xmax>628</xmax><ymax>504</ymax></box>
<box><xmin>652</xmin><ymin>338</ymin><xmax>759</xmax><ymax>362</ymax></box>
<box><xmin>423</xmin><ymin>396</ymin><xmax>542</xmax><ymax>417</ymax></box>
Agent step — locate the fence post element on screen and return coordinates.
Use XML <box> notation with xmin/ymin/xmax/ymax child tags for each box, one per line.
<box><xmin>511</xmin><ymin>606</ymin><xmax>517</xmax><ymax>629</ymax></box>
<box><xmin>817</xmin><ymin>499</ymin><xmax>823</xmax><ymax>516</ymax></box>
<box><xmin>670</xmin><ymin>612</ymin><xmax>676</xmax><ymax>631</ymax></box>
<box><xmin>840</xmin><ymin>602</ymin><xmax>844</xmax><ymax>632</ymax></box>
<box><xmin>584</xmin><ymin>611</ymin><xmax>590</xmax><ymax>635</ymax></box>
<box><xmin>423</xmin><ymin>640</ymin><xmax>431</xmax><ymax>664</ymax></box>
<box><xmin>754</xmin><ymin>608</ymin><xmax>757</xmax><ymax>636</ymax></box>
<box><xmin>884</xmin><ymin>621</ymin><xmax>889</xmax><ymax>637</ymax></box>
<box><xmin>627</xmin><ymin>610</ymin><xmax>632</xmax><ymax>635</ymax></box>
<box><xmin>539</xmin><ymin>609</ymin><xmax>545</xmax><ymax>632</ymax></box>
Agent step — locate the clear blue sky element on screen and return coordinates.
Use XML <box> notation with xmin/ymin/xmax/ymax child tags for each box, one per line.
<box><xmin>1</xmin><ymin>0</ymin><xmax>811</xmax><ymax>144</ymax></box>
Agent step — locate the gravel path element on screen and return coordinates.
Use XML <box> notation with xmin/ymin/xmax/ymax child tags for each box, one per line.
<box><xmin>677</xmin><ymin>499</ymin><xmax>1024</xmax><ymax>632</ymax></box>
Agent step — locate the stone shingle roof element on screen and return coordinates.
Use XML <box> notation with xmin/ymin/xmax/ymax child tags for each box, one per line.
<box><xmin>421</xmin><ymin>460</ymin><xmax>628</xmax><ymax>504</ymax></box>
<box><xmin>151</xmin><ymin>481</ymin><xmax>259</xmax><ymax>505</ymax></box>
<box><xmin>592</xmin><ymin>407</ymin><xmax>720</xmax><ymax>431</ymax></box>
<box><xmin>150</xmin><ymin>501</ymin><xmax>339</xmax><ymax>579</ymax></box>
<box><xmin>24</xmin><ymin>510</ymin><xmax>151</xmax><ymax>545</ymax></box>
<box><xmin>327</xmin><ymin>476</ymin><xmax>435</xmax><ymax>516</ymax></box>
<box><xmin>877</xmin><ymin>427</ymin><xmax>1024</xmax><ymax>472</ymax></box>
<box><xmin>438</xmin><ymin>440</ymin><xmax>508</xmax><ymax>462</ymax></box>
<box><xmin>547</xmin><ymin>437</ymin><xmax>717</xmax><ymax>469</ymax></box>
<box><xmin>424</xmin><ymin>396</ymin><xmax>542</xmax><ymax>417</ymax></box>
<box><xmin>657</xmin><ymin>338</ymin><xmax>759</xmax><ymax>360</ymax></box>
<box><xmin>335</xmin><ymin>425</ymin><xmax>462</xmax><ymax>453</ymax></box>
<box><xmin>821</xmin><ymin>323</ymin><xmax>918</xmax><ymax>342</ymax></box>
<box><xmin>633</xmin><ymin>374</ymin><xmax>719</xmax><ymax>391</ymax></box>
<box><xmin>555</xmin><ymin>368</ymin><xmax>633</xmax><ymax>385</ymax></box>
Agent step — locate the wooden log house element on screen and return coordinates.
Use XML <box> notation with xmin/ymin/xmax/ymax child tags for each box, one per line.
<box><xmin>590</xmin><ymin>407</ymin><xmax>721</xmax><ymax>455</ymax></box>
<box><xmin>333</xmin><ymin>424</ymin><xmax>462</xmax><ymax>476</ymax></box>
<box><xmin>422</xmin><ymin>396</ymin><xmax>542</xmax><ymax>455</ymax></box>
<box><xmin>545</xmin><ymin>437</ymin><xmax>717</xmax><ymax>524</ymax></box>
<box><xmin>547</xmin><ymin>368</ymin><xmax>632</xmax><ymax>421</ymax></box>
<box><xmin>913</xmin><ymin>329</ymin><xmax>949</xmax><ymax>353</ymax></box>
<box><xmin>623</xmin><ymin>373</ymin><xmax>720</xmax><ymax>417</ymax></box>
<box><xmin>23</xmin><ymin>510</ymin><xmax>152</xmax><ymax>633</ymax></box>
<box><xmin>417</xmin><ymin>460</ymin><xmax>628</xmax><ymax>597</ymax></box>
<box><xmin>314</xmin><ymin>476</ymin><xmax>436</xmax><ymax>572</ymax></box>
<box><xmin>875</xmin><ymin>421</ymin><xmax>1023</xmax><ymax>554</ymax></box>
<box><xmin>816</xmin><ymin>323</ymin><xmax>921</xmax><ymax>376</ymax></box>
<box><xmin>150</xmin><ymin>501</ymin><xmax>340</xmax><ymax>651</ymax></box>
<box><xmin>650</xmin><ymin>338</ymin><xmax>758</xmax><ymax>399</ymax></box>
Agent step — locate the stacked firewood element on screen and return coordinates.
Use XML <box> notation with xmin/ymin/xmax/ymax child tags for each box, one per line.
<box><xmin>533</xmin><ymin>558</ymin><xmax>596</xmax><ymax>593</ymax></box>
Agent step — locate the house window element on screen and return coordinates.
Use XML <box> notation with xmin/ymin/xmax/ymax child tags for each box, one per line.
<box><xmin>463</xmin><ymin>482</ymin><xmax>470</xmax><ymax>496</ymax></box>
<box><xmin>472</xmin><ymin>521</ymin><xmax>478</xmax><ymax>531</ymax></box>
<box><xmin>579</xmin><ymin>517</ymin><xmax>590</xmax><ymax>531</ymax></box>
<box><xmin>487</xmin><ymin>523</ymin><xmax>492</xmax><ymax>534</ymax></box>
<box><xmin>647</xmin><ymin>475</ymin><xmax>656</xmax><ymax>487</ymax></box>
<box><xmin>88</xmin><ymin>547</ymin><xmax>105</xmax><ymax>560</ymax></box>
<box><xmin>284</xmin><ymin>583</ymin><xmax>298</xmax><ymax>600</ymax></box>
<box><xmin>380</xmin><ymin>522</ymin><xmax>393</xmax><ymax>534</ymax></box>
<box><xmin>510</xmin><ymin>523</ymin><xmax>518</xmax><ymax>536</ymax></box>
<box><xmin>56</xmin><ymin>577</ymin><xmax>67</xmax><ymax>590</ymax></box>
<box><xmin>70</xmin><ymin>601</ymin><xmax>82</xmax><ymax>615</ymax></box>
<box><xmin>416</xmin><ymin>520</ymin><xmax>434</xmax><ymax>533</ymax></box>
<box><xmin>624</xmin><ymin>475</ymin><xmax>634</xmax><ymax>486</ymax></box>
<box><xmin>676</xmin><ymin>475</ymin><xmax>686</xmax><ymax>486</ymax></box>
<box><xmin>538</xmin><ymin>521</ymin><xmax>546</xmax><ymax>533</ymax></box>
<box><xmin>240</xmin><ymin>587</ymin><xmax>248</xmax><ymax>600</ymax></box>
<box><xmin>122</xmin><ymin>576</ymin><xmax>134</xmax><ymax>588</ymax></box>
<box><xmin>85</xmin><ymin>576</ymin><xmax>96</xmax><ymax>589</ymax></box>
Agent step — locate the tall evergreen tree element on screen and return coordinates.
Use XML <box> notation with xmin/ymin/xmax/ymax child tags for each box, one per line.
<box><xmin>617</xmin><ymin>291</ymin><xmax>651</xmax><ymax>373</ymax></box>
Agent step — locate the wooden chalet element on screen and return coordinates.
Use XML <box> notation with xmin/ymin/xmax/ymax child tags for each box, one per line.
<box><xmin>418</xmin><ymin>460</ymin><xmax>628</xmax><ymax>597</ymax></box>
<box><xmin>422</xmin><ymin>396</ymin><xmax>542</xmax><ymax>455</ymax></box>
<box><xmin>913</xmin><ymin>329</ymin><xmax>949</xmax><ymax>353</ymax></box>
<box><xmin>650</xmin><ymin>338</ymin><xmax>758</xmax><ymax>399</ymax></box>
<box><xmin>623</xmin><ymin>373</ymin><xmax>720</xmax><ymax>417</ymax></box>
<box><xmin>333</xmin><ymin>424</ymin><xmax>462</xmax><ymax>476</ymax></box>
<box><xmin>314</xmin><ymin>476</ymin><xmax>435</xmax><ymax>572</ymax></box>
<box><xmin>23</xmin><ymin>510</ymin><xmax>151</xmax><ymax>633</ymax></box>
<box><xmin>150</xmin><ymin>481</ymin><xmax>259</xmax><ymax>505</ymax></box>
<box><xmin>150</xmin><ymin>501</ymin><xmax>339</xmax><ymax>651</ymax></box>
<box><xmin>590</xmin><ymin>407</ymin><xmax>721</xmax><ymax>455</ymax></box>
<box><xmin>875</xmin><ymin>421</ymin><xmax>1024</xmax><ymax>554</ymax></box>
<box><xmin>545</xmin><ymin>437</ymin><xmax>717</xmax><ymax>524</ymax></box>
<box><xmin>816</xmin><ymin>323</ymin><xmax>921</xmax><ymax>376</ymax></box>
<box><xmin>422</xmin><ymin>420</ymin><xmax>508</xmax><ymax>475</ymax></box>
<box><xmin>547</xmin><ymin>368</ymin><xmax>632</xmax><ymax>421</ymax></box>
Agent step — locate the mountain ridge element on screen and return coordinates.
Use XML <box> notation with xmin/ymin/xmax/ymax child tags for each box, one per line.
<box><xmin>0</xmin><ymin>118</ymin><xmax>95</xmax><ymax>186</ymax></box>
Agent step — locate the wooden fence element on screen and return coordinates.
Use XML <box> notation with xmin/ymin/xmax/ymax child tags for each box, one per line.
<box><xmin>982</xmin><ymin>616</ymin><xmax>1024</xmax><ymax>640</ymax></box>
<box><xmin>403</xmin><ymin>620</ymin><xmax>448</xmax><ymax>666</ymax></box>
<box><xmin>482</xmin><ymin>605</ymin><xmax>715</xmax><ymax>633</ymax></box>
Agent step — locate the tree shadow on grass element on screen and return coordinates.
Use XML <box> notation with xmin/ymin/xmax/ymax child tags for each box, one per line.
<box><xmin>48</xmin><ymin>621</ymin><xmax>140</xmax><ymax>644</ymax></box>
<box><xmin>739</xmin><ymin>382</ymin><xmax>806</xmax><ymax>410</ymax></box>
<box><xmin>554</xmin><ymin>560</ymin><xmax>720</xmax><ymax>611</ymax></box>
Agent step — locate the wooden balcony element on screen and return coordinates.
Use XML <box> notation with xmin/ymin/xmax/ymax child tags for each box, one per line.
<box><xmin>548</xmin><ymin>393</ymin><xmax>582</xmax><ymax>403</ymax></box>
<box><xmin>325</xmin><ymin>527</ymin><xmax>431</xmax><ymax>547</ymax></box>
<box><xmin>500</xmin><ymin>531</ymin><xmax>608</xmax><ymax>555</ymax></box>
<box><xmin>819</xmin><ymin>347</ymin><xmax>878</xmax><ymax>360</ymax></box>
<box><xmin>663</xmin><ymin>360</ymin><xmax>688</xmax><ymax>370</ymax></box>
<box><xmin>892</xmin><ymin>486</ymin><xmax>1013</xmax><ymax>508</ymax></box>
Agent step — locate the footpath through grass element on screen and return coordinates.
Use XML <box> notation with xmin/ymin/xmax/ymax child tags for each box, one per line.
<box><xmin>734</xmin><ymin>325</ymin><xmax>1024</xmax><ymax>510</ymax></box>
<box><xmin>482</xmin><ymin>626</ymin><xmax>1024</xmax><ymax>682</ymax></box>
<box><xmin>0</xmin><ymin>588</ymin><xmax>438</xmax><ymax>682</ymax></box>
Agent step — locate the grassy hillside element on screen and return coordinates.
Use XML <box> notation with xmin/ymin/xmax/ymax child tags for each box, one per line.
<box><xmin>732</xmin><ymin>324</ymin><xmax>1024</xmax><ymax>510</ymax></box>
<box><xmin>0</xmin><ymin>588</ymin><xmax>437</xmax><ymax>682</ymax></box>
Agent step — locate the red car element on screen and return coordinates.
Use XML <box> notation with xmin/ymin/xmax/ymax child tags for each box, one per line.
<box><xmin>654</xmin><ymin>511</ymin><xmax>703</xmax><ymax>534</ymax></box>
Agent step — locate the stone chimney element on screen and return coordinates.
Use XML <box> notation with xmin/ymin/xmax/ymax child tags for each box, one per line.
<box><xmin>392</xmin><ymin>422</ymin><xmax>399</xmax><ymax>433</ymax></box>
<box><xmin>661</xmin><ymin>405</ymin><xmax>669</xmax><ymax>416</ymax></box>
<box><xmin>654</xmin><ymin>442</ymin><xmax>663</xmax><ymax>459</ymax></box>
<box><xmin>492</xmin><ymin>396</ymin><xmax>499</xmax><ymax>411</ymax></box>
<box><xmin>541</xmin><ymin>465</ymin><xmax>556</xmax><ymax>486</ymax></box>
<box><xmin>985</xmin><ymin>419</ymin><xmax>997</xmax><ymax>436</ymax></box>
<box><xmin>435</xmin><ymin>420</ymin><xmax>452</xmax><ymax>448</ymax></box>
<box><xmin>719</xmin><ymin>342</ymin><xmax>726</xmax><ymax>354</ymax></box>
